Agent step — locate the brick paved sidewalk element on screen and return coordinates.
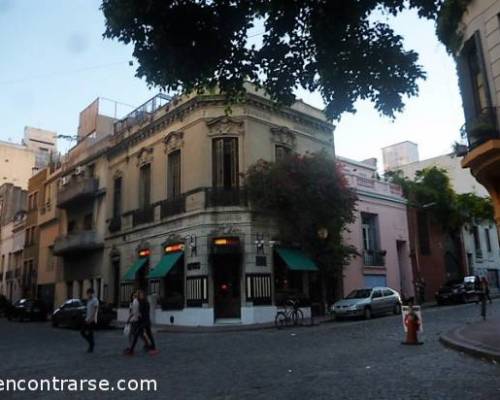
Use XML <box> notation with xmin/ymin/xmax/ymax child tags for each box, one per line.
<box><xmin>440</xmin><ymin>318</ymin><xmax>500</xmax><ymax>362</ymax></box>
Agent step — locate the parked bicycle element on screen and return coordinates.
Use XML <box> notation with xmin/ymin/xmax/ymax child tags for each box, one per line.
<box><xmin>275</xmin><ymin>299</ymin><xmax>304</xmax><ymax>328</ymax></box>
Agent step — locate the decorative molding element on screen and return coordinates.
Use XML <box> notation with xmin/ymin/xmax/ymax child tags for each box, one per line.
<box><xmin>112</xmin><ymin>169</ymin><xmax>123</xmax><ymax>179</ymax></box>
<box><xmin>206</xmin><ymin>116</ymin><xmax>244</xmax><ymax>137</ymax></box>
<box><xmin>163</xmin><ymin>130</ymin><xmax>184</xmax><ymax>153</ymax></box>
<box><xmin>270</xmin><ymin>126</ymin><xmax>297</xmax><ymax>149</ymax></box>
<box><xmin>210</xmin><ymin>224</ymin><xmax>242</xmax><ymax>236</ymax></box>
<box><xmin>136</xmin><ymin>147</ymin><xmax>154</xmax><ymax>168</ymax></box>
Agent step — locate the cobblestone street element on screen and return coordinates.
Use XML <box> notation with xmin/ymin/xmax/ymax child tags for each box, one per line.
<box><xmin>1</xmin><ymin>301</ymin><xmax>500</xmax><ymax>400</ymax></box>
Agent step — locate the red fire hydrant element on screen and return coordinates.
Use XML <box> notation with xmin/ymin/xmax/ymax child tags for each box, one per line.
<box><xmin>402</xmin><ymin>309</ymin><xmax>423</xmax><ymax>345</ymax></box>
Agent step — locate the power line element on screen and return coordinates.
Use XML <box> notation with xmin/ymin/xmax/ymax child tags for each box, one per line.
<box><xmin>0</xmin><ymin>60</ymin><xmax>132</xmax><ymax>86</ymax></box>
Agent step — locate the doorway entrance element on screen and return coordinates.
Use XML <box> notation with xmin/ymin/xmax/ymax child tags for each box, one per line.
<box><xmin>212</xmin><ymin>253</ymin><xmax>241</xmax><ymax>319</ymax></box>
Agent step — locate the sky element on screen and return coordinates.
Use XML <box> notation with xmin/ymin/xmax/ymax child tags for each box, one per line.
<box><xmin>0</xmin><ymin>0</ymin><xmax>464</xmax><ymax>167</ymax></box>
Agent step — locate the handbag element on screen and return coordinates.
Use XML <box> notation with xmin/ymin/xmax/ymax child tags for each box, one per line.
<box><xmin>123</xmin><ymin>323</ymin><xmax>131</xmax><ymax>336</ymax></box>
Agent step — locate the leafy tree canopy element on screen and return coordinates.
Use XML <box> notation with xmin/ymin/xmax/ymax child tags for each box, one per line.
<box><xmin>101</xmin><ymin>0</ymin><xmax>446</xmax><ymax>120</ymax></box>
<box><xmin>436</xmin><ymin>0</ymin><xmax>473</xmax><ymax>54</ymax></box>
<box><xmin>385</xmin><ymin>166</ymin><xmax>494</xmax><ymax>229</ymax></box>
<box><xmin>245</xmin><ymin>152</ymin><xmax>357</xmax><ymax>279</ymax></box>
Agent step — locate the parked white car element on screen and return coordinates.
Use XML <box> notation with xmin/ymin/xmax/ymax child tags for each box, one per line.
<box><xmin>330</xmin><ymin>287</ymin><xmax>402</xmax><ymax>320</ymax></box>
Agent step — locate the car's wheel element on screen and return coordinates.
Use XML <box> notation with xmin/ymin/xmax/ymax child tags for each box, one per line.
<box><xmin>364</xmin><ymin>307</ymin><xmax>372</xmax><ymax>320</ymax></box>
<box><xmin>393</xmin><ymin>303</ymin><xmax>402</xmax><ymax>315</ymax></box>
<box><xmin>461</xmin><ymin>294</ymin><xmax>467</xmax><ymax>304</ymax></box>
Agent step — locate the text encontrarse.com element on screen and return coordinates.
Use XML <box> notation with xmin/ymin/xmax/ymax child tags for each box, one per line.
<box><xmin>0</xmin><ymin>378</ymin><xmax>158</xmax><ymax>392</ymax></box>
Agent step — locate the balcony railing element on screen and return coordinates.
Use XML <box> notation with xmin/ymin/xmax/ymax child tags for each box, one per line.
<box><xmin>464</xmin><ymin>107</ymin><xmax>500</xmax><ymax>151</ymax></box>
<box><xmin>363</xmin><ymin>250</ymin><xmax>386</xmax><ymax>267</ymax></box>
<box><xmin>345</xmin><ymin>175</ymin><xmax>403</xmax><ymax>198</ymax></box>
<box><xmin>132</xmin><ymin>206</ymin><xmax>155</xmax><ymax>227</ymax></box>
<box><xmin>57</xmin><ymin>177</ymin><xmax>99</xmax><ymax>208</ymax></box>
<box><xmin>160</xmin><ymin>196</ymin><xmax>186</xmax><ymax>219</ymax></box>
<box><xmin>205</xmin><ymin>187</ymin><xmax>248</xmax><ymax>208</ymax></box>
<box><xmin>53</xmin><ymin>230</ymin><xmax>104</xmax><ymax>256</ymax></box>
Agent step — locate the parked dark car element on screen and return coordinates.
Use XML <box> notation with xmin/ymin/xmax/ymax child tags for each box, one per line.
<box><xmin>0</xmin><ymin>295</ymin><xmax>13</xmax><ymax>317</ymax></box>
<box><xmin>7</xmin><ymin>298</ymin><xmax>49</xmax><ymax>321</ymax></box>
<box><xmin>435</xmin><ymin>276</ymin><xmax>481</xmax><ymax>305</ymax></box>
<box><xmin>51</xmin><ymin>299</ymin><xmax>116</xmax><ymax>329</ymax></box>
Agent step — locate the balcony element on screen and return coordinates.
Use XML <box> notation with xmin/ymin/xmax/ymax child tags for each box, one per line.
<box><xmin>363</xmin><ymin>250</ymin><xmax>386</xmax><ymax>267</ymax></box>
<box><xmin>57</xmin><ymin>177</ymin><xmax>100</xmax><ymax>208</ymax></box>
<box><xmin>463</xmin><ymin>107</ymin><xmax>500</xmax><ymax>151</ymax></box>
<box><xmin>160</xmin><ymin>196</ymin><xmax>186</xmax><ymax>219</ymax></box>
<box><xmin>205</xmin><ymin>187</ymin><xmax>248</xmax><ymax>208</ymax></box>
<box><xmin>132</xmin><ymin>206</ymin><xmax>155</xmax><ymax>227</ymax></box>
<box><xmin>53</xmin><ymin>230</ymin><xmax>104</xmax><ymax>256</ymax></box>
<box><xmin>345</xmin><ymin>175</ymin><xmax>403</xmax><ymax>199</ymax></box>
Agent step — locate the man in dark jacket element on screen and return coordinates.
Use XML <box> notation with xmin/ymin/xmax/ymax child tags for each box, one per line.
<box><xmin>138</xmin><ymin>290</ymin><xmax>159</xmax><ymax>355</ymax></box>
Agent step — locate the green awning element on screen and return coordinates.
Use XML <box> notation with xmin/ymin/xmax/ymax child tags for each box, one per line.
<box><xmin>276</xmin><ymin>248</ymin><xmax>318</xmax><ymax>271</ymax></box>
<box><xmin>123</xmin><ymin>258</ymin><xmax>147</xmax><ymax>281</ymax></box>
<box><xmin>147</xmin><ymin>252</ymin><xmax>183</xmax><ymax>279</ymax></box>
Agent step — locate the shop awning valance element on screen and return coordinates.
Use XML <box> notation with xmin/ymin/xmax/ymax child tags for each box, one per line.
<box><xmin>147</xmin><ymin>252</ymin><xmax>183</xmax><ymax>279</ymax></box>
<box><xmin>123</xmin><ymin>258</ymin><xmax>147</xmax><ymax>281</ymax></box>
<box><xmin>276</xmin><ymin>248</ymin><xmax>318</xmax><ymax>271</ymax></box>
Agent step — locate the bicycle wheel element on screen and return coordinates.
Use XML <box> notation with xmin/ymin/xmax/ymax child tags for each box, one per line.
<box><xmin>292</xmin><ymin>309</ymin><xmax>304</xmax><ymax>326</ymax></box>
<box><xmin>275</xmin><ymin>312</ymin><xmax>288</xmax><ymax>329</ymax></box>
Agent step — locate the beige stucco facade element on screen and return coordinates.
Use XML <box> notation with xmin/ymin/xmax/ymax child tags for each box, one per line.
<box><xmin>104</xmin><ymin>88</ymin><xmax>333</xmax><ymax>326</ymax></box>
<box><xmin>0</xmin><ymin>141</ymin><xmax>35</xmax><ymax>189</ymax></box>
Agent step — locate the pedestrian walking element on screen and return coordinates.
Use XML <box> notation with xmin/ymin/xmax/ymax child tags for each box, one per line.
<box><xmin>124</xmin><ymin>291</ymin><xmax>141</xmax><ymax>356</ymax></box>
<box><xmin>481</xmin><ymin>277</ymin><xmax>492</xmax><ymax>304</ymax></box>
<box><xmin>138</xmin><ymin>290</ymin><xmax>159</xmax><ymax>355</ymax></box>
<box><xmin>80</xmin><ymin>288</ymin><xmax>99</xmax><ymax>353</ymax></box>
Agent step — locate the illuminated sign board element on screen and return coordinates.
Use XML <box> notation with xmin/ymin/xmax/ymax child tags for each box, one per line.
<box><xmin>164</xmin><ymin>243</ymin><xmax>185</xmax><ymax>253</ymax></box>
<box><xmin>213</xmin><ymin>237</ymin><xmax>240</xmax><ymax>247</ymax></box>
<box><xmin>138</xmin><ymin>249</ymin><xmax>151</xmax><ymax>257</ymax></box>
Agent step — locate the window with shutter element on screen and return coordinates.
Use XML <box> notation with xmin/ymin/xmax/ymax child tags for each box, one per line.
<box><xmin>213</xmin><ymin>138</ymin><xmax>238</xmax><ymax>189</ymax></box>
<box><xmin>139</xmin><ymin>164</ymin><xmax>151</xmax><ymax>209</ymax></box>
<box><xmin>167</xmin><ymin>150</ymin><xmax>181</xmax><ymax>198</ymax></box>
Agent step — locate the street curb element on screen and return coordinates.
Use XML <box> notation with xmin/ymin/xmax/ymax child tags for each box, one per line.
<box><xmin>439</xmin><ymin>328</ymin><xmax>500</xmax><ymax>363</ymax></box>
<box><xmin>156</xmin><ymin>322</ymin><xmax>320</xmax><ymax>334</ymax></box>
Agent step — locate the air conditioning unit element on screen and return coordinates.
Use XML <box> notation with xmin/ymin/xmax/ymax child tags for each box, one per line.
<box><xmin>74</xmin><ymin>166</ymin><xmax>84</xmax><ymax>175</ymax></box>
<box><xmin>61</xmin><ymin>176</ymin><xmax>70</xmax><ymax>186</ymax></box>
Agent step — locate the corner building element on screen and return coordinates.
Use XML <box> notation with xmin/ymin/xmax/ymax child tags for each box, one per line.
<box><xmin>107</xmin><ymin>88</ymin><xmax>333</xmax><ymax>326</ymax></box>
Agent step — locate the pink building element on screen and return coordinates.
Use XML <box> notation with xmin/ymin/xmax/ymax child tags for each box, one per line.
<box><xmin>338</xmin><ymin>157</ymin><xmax>413</xmax><ymax>300</ymax></box>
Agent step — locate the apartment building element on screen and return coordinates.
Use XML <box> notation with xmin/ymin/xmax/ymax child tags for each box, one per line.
<box><xmin>0</xmin><ymin>183</ymin><xmax>27</xmax><ymax>301</ymax></box>
<box><xmin>53</xmin><ymin>99</ymin><xmax>114</xmax><ymax>302</ymax></box>
<box><xmin>36</xmin><ymin>164</ymin><xmax>64</xmax><ymax>310</ymax></box>
<box><xmin>104</xmin><ymin>87</ymin><xmax>333</xmax><ymax>326</ymax></box>
<box><xmin>396</xmin><ymin>150</ymin><xmax>500</xmax><ymax>292</ymax></box>
<box><xmin>451</xmin><ymin>0</ymin><xmax>500</xmax><ymax>227</ymax></box>
<box><xmin>338</xmin><ymin>157</ymin><xmax>413</xmax><ymax>300</ymax></box>
<box><xmin>0</xmin><ymin>140</ymin><xmax>35</xmax><ymax>189</ymax></box>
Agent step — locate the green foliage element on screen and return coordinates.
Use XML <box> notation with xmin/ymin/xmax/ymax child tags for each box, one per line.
<box><xmin>101</xmin><ymin>0</ymin><xmax>445</xmax><ymax>120</ymax></box>
<box><xmin>245</xmin><ymin>152</ymin><xmax>358</xmax><ymax>277</ymax></box>
<box><xmin>436</xmin><ymin>0</ymin><xmax>473</xmax><ymax>54</ymax></box>
<box><xmin>386</xmin><ymin>166</ymin><xmax>494</xmax><ymax>230</ymax></box>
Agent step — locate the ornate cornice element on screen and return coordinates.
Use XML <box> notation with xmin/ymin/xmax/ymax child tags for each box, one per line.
<box><xmin>206</xmin><ymin>116</ymin><xmax>244</xmax><ymax>137</ymax></box>
<box><xmin>270</xmin><ymin>126</ymin><xmax>297</xmax><ymax>149</ymax></box>
<box><xmin>136</xmin><ymin>146</ymin><xmax>154</xmax><ymax>168</ymax></box>
<box><xmin>163</xmin><ymin>130</ymin><xmax>184</xmax><ymax>153</ymax></box>
<box><xmin>107</xmin><ymin>93</ymin><xmax>333</xmax><ymax>160</ymax></box>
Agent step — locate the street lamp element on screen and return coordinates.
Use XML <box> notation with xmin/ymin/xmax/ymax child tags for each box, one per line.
<box><xmin>315</xmin><ymin>227</ymin><xmax>329</xmax><ymax>325</ymax></box>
